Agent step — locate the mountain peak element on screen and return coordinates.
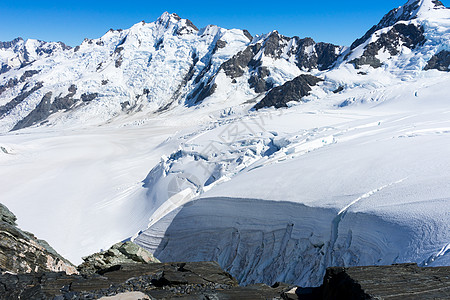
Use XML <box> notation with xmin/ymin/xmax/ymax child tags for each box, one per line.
<box><xmin>155</xmin><ymin>12</ymin><xmax>199</xmax><ymax>35</ymax></box>
<box><xmin>157</xmin><ymin>12</ymin><xmax>182</xmax><ymax>24</ymax></box>
<box><xmin>350</xmin><ymin>0</ymin><xmax>448</xmax><ymax>49</ymax></box>
<box><xmin>379</xmin><ymin>0</ymin><xmax>447</xmax><ymax>28</ymax></box>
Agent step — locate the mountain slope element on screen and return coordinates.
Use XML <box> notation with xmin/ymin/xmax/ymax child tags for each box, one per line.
<box><xmin>0</xmin><ymin>13</ymin><xmax>345</xmax><ymax>133</ymax></box>
<box><xmin>343</xmin><ymin>0</ymin><xmax>450</xmax><ymax>71</ymax></box>
<box><xmin>0</xmin><ymin>13</ymin><xmax>252</xmax><ymax>132</ymax></box>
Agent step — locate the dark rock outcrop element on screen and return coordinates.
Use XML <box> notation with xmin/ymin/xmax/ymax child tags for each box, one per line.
<box><xmin>10</xmin><ymin>84</ymin><xmax>80</xmax><ymax>131</ymax></box>
<box><xmin>0</xmin><ymin>82</ymin><xmax>43</xmax><ymax>117</ymax></box>
<box><xmin>78</xmin><ymin>241</ymin><xmax>160</xmax><ymax>275</ymax></box>
<box><xmin>424</xmin><ymin>50</ymin><xmax>450</xmax><ymax>71</ymax></box>
<box><xmin>217</xmin><ymin>31</ymin><xmax>340</xmax><ymax>96</ymax></box>
<box><xmin>80</xmin><ymin>92</ymin><xmax>98</xmax><ymax>102</ymax></box>
<box><xmin>0</xmin><ymin>203</ymin><xmax>77</xmax><ymax>275</ymax></box>
<box><xmin>221</xmin><ymin>44</ymin><xmax>262</xmax><ymax>79</ymax></box>
<box><xmin>0</xmin><ymin>70</ymin><xmax>40</xmax><ymax>97</ymax></box>
<box><xmin>221</xmin><ymin>31</ymin><xmax>341</xmax><ymax>78</ymax></box>
<box><xmin>51</xmin><ymin>84</ymin><xmax>78</xmax><ymax>111</ymax></box>
<box><xmin>254</xmin><ymin>74</ymin><xmax>323</xmax><ymax>109</ymax></box>
<box><xmin>350</xmin><ymin>24</ymin><xmax>426</xmax><ymax>68</ymax></box>
<box><xmin>319</xmin><ymin>263</ymin><xmax>450</xmax><ymax>300</ymax></box>
<box><xmin>11</xmin><ymin>92</ymin><xmax>53</xmax><ymax>131</ymax></box>
<box><xmin>0</xmin><ymin>262</ymin><xmax>295</xmax><ymax>299</ymax></box>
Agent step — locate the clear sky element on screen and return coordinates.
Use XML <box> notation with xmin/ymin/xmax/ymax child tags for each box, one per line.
<box><xmin>0</xmin><ymin>0</ymin><xmax>411</xmax><ymax>47</ymax></box>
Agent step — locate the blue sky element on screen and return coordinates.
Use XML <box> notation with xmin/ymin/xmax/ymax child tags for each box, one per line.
<box><xmin>1</xmin><ymin>0</ymin><xmax>410</xmax><ymax>47</ymax></box>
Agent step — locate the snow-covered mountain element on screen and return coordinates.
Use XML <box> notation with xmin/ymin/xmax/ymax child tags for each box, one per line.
<box><xmin>0</xmin><ymin>37</ymin><xmax>71</xmax><ymax>74</ymax></box>
<box><xmin>0</xmin><ymin>0</ymin><xmax>449</xmax><ymax>288</ymax></box>
<box><xmin>0</xmin><ymin>12</ymin><xmax>345</xmax><ymax>133</ymax></box>
<box><xmin>1</xmin><ymin>1</ymin><xmax>448</xmax><ymax>133</ymax></box>
<box><xmin>343</xmin><ymin>0</ymin><xmax>450</xmax><ymax>71</ymax></box>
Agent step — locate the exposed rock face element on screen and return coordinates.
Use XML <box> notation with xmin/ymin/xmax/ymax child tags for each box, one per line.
<box><xmin>320</xmin><ymin>263</ymin><xmax>450</xmax><ymax>299</ymax></box>
<box><xmin>221</xmin><ymin>43</ymin><xmax>262</xmax><ymax>79</ymax></box>
<box><xmin>10</xmin><ymin>84</ymin><xmax>80</xmax><ymax>131</ymax></box>
<box><xmin>0</xmin><ymin>262</ymin><xmax>295</xmax><ymax>299</ymax></box>
<box><xmin>0</xmin><ymin>203</ymin><xmax>77</xmax><ymax>275</ymax></box>
<box><xmin>254</xmin><ymin>74</ymin><xmax>323</xmax><ymax>109</ymax></box>
<box><xmin>0</xmin><ymin>82</ymin><xmax>43</xmax><ymax>117</ymax></box>
<box><xmin>425</xmin><ymin>50</ymin><xmax>450</xmax><ymax>71</ymax></box>
<box><xmin>350</xmin><ymin>24</ymin><xmax>426</xmax><ymax>68</ymax></box>
<box><xmin>11</xmin><ymin>91</ymin><xmax>53</xmax><ymax>131</ymax></box>
<box><xmin>219</xmin><ymin>31</ymin><xmax>341</xmax><ymax>94</ymax></box>
<box><xmin>345</xmin><ymin>0</ymin><xmax>450</xmax><ymax>69</ymax></box>
<box><xmin>78</xmin><ymin>241</ymin><xmax>160</xmax><ymax>274</ymax></box>
<box><xmin>350</xmin><ymin>0</ymin><xmax>444</xmax><ymax>50</ymax></box>
<box><xmin>1</xmin><ymin>260</ymin><xmax>449</xmax><ymax>299</ymax></box>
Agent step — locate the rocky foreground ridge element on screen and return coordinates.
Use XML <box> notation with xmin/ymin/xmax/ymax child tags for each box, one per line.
<box><xmin>0</xmin><ymin>203</ymin><xmax>76</xmax><ymax>275</ymax></box>
<box><xmin>1</xmin><ymin>203</ymin><xmax>450</xmax><ymax>299</ymax></box>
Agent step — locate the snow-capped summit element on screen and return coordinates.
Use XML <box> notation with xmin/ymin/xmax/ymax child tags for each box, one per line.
<box><xmin>0</xmin><ymin>37</ymin><xmax>70</xmax><ymax>74</ymax></box>
<box><xmin>343</xmin><ymin>0</ymin><xmax>450</xmax><ymax>71</ymax></box>
<box><xmin>155</xmin><ymin>12</ymin><xmax>199</xmax><ymax>35</ymax></box>
<box><xmin>0</xmin><ymin>14</ymin><xmax>254</xmax><ymax>132</ymax></box>
<box><xmin>378</xmin><ymin>0</ymin><xmax>446</xmax><ymax>28</ymax></box>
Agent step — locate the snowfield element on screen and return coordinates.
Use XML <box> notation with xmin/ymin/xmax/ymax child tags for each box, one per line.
<box><xmin>0</xmin><ymin>0</ymin><xmax>449</xmax><ymax>288</ymax></box>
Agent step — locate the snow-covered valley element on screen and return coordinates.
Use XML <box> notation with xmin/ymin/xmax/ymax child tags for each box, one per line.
<box><xmin>0</xmin><ymin>0</ymin><xmax>449</xmax><ymax>288</ymax></box>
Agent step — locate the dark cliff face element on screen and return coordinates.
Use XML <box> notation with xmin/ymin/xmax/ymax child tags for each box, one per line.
<box><xmin>216</xmin><ymin>31</ymin><xmax>340</xmax><ymax>97</ymax></box>
<box><xmin>425</xmin><ymin>50</ymin><xmax>450</xmax><ymax>71</ymax></box>
<box><xmin>351</xmin><ymin>0</ymin><xmax>445</xmax><ymax>50</ymax></box>
<box><xmin>346</xmin><ymin>0</ymin><xmax>449</xmax><ymax>69</ymax></box>
<box><xmin>254</xmin><ymin>74</ymin><xmax>323</xmax><ymax>110</ymax></box>
<box><xmin>0</xmin><ymin>203</ymin><xmax>77</xmax><ymax>275</ymax></box>
<box><xmin>350</xmin><ymin>23</ymin><xmax>426</xmax><ymax>68</ymax></box>
<box><xmin>321</xmin><ymin>263</ymin><xmax>450</xmax><ymax>299</ymax></box>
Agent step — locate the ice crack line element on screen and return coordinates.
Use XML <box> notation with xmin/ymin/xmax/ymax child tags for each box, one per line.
<box><xmin>421</xmin><ymin>242</ymin><xmax>450</xmax><ymax>266</ymax></box>
<box><xmin>325</xmin><ymin>177</ymin><xmax>408</xmax><ymax>268</ymax></box>
<box><xmin>338</xmin><ymin>177</ymin><xmax>408</xmax><ymax>215</ymax></box>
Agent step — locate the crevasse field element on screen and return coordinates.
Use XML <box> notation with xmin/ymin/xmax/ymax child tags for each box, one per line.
<box><xmin>1</xmin><ymin>0</ymin><xmax>449</xmax><ymax>287</ymax></box>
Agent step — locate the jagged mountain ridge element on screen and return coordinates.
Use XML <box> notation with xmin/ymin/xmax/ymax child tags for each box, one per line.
<box><xmin>343</xmin><ymin>0</ymin><xmax>450</xmax><ymax>69</ymax></box>
<box><xmin>0</xmin><ymin>37</ymin><xmax>71</xmax><ymax>74</ymax></box>
<box><xmin>0</xmin><ymin>12</ymin><xmax>342</xmax><ymax>133</ymax></box>
<box><xmin>0</xmin><ymin>0</ymin><xmax>449</xmax><ymax>133</ymax></box>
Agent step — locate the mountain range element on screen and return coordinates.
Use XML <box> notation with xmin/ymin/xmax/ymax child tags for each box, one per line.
<box><xmin>1</xmin><ymin>0</ymin><xmax>448</xmax><ymax>133</ymax></box>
